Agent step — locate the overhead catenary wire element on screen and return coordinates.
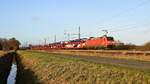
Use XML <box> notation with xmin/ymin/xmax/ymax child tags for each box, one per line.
<box><xmin>100</xmin><ymin>22</ymin><xmax>150</xmax><ymax>32</ymax></box>
<box><xmin>102</xmin><ymin>0</ymin><xmax>150</xmax><ymax>23</ymax></box>
<box><xmin>64</xmin><ymin>26</ymin><xmax>82</xmax><ymax>40</ymax></box>
<box><xmin>98</xmin><ymin>0</ymin><xmax>150</xmax><ymax>33</ymax></box>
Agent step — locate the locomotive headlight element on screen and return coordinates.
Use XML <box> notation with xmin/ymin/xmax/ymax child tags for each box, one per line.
<box><xmin>82</xmin><ymin>43</ymin><xmax>85</xmax><ymax>46</ymax></box>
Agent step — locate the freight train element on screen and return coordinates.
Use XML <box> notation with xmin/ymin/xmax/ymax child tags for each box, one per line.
<box><xmin>30</xmin><ymin>35</ymin><xmax>120</xmax><ymax>50</ymax></box>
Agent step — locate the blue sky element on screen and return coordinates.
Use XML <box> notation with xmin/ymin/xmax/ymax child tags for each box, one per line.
<box><xmin>0</xmin><ymin>0</ymin><xmax>150</xmax><ymax>45</ymax></box>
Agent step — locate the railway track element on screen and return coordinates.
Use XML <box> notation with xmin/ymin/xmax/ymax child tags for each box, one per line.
<box><xmin>32</xmin><ymin>50</ymin><xmax>150</xmax><ymax>71</ymax></box>
<box><xmin>46</xmin><ymin>50</ymin><xmax>150</xmax><ymax>56</ymax></box>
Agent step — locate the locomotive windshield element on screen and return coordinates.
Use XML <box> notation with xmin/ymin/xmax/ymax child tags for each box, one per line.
<box><xmin>107</xmin><ymin>37</ymin><xmax>114</xmax><ymax>41</ymax></box>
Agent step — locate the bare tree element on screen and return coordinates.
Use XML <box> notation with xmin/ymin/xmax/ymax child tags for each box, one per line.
<box><xmin>0</xmin><ymin>37</ymin><xmax>20</xmax><ymax>51</ymax></box>
<box><xmin>8</xmin><ymin>38</ymin><xmax>20</xmax><ymax>50</ymax></box>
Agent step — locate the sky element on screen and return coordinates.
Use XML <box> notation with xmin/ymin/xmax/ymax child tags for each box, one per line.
<box><xmin>0</xmin><ymin>0</ymin><xmax>150</xmax><ymax>45</ymax></box>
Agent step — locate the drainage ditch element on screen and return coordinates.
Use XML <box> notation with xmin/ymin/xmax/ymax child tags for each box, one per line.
<box><xmin>7</xmin><ymin>53</ymin><xmax>17</xmax><ymax>84</ymax></box>
<box><xmin>0</xmin><ymin>52</ymin><xmax>39</xmax><ymax>84</ymax></box>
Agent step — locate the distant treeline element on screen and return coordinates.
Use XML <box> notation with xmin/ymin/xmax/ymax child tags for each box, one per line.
<box><xmin>0</xmin><ymin>38</ymin><xmax>20</xmax><ymax>51</ymax></box>
<box><xmin>112</xmin><ymin>42</ymin><xmax>150</xmax><ymax>51</ymax></box>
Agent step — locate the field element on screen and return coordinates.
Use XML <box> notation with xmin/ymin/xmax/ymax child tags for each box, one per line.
<box><xmin>16</xmin><ymin>51</ymin><xmax>150</xmax><ymax>84</ymax></box>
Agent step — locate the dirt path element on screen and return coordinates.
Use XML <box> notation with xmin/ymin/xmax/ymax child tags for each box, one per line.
<box><xmin>51</xmin><ymin>53</ymin><xmax>150</xmax><ymax>71</ymax></box>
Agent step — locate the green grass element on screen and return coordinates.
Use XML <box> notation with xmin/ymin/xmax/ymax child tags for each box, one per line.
<box><xmin>17</xmin><ymin>51</ymin><xmax>150</xmax><ymax>84</ymax></box>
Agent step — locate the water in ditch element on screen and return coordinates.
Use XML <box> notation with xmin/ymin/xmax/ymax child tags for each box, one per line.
<box><xmin>7</xmin><ymin>57</ymin><xmax>17</xmax><ymax>84</ymax></box>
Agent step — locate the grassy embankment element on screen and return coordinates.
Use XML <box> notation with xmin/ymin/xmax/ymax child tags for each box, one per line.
<box><xmin>0</xmin><ymin>51</ymin><xmax>7</xmax><ymax>56</ymax></box>
<box><xmin>17</xmin><ymin>51</ymin><xmax>150</xmax><ymax>84</ymax></box>
<box><xmin>0</xmin><ymin>51</ymin><xmax>13</xmax><ymax>84</ymax></box>
<box><xmin>45</xmin><ymin>50</ymin><xmax>150</xmax><ymax>62</ymax></box>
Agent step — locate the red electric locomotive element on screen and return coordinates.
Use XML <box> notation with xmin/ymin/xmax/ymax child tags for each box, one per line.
<box><xmin>84</xmin><ymin>35</ymin><xmax>117</xmax><ymax>49</ymax></box>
